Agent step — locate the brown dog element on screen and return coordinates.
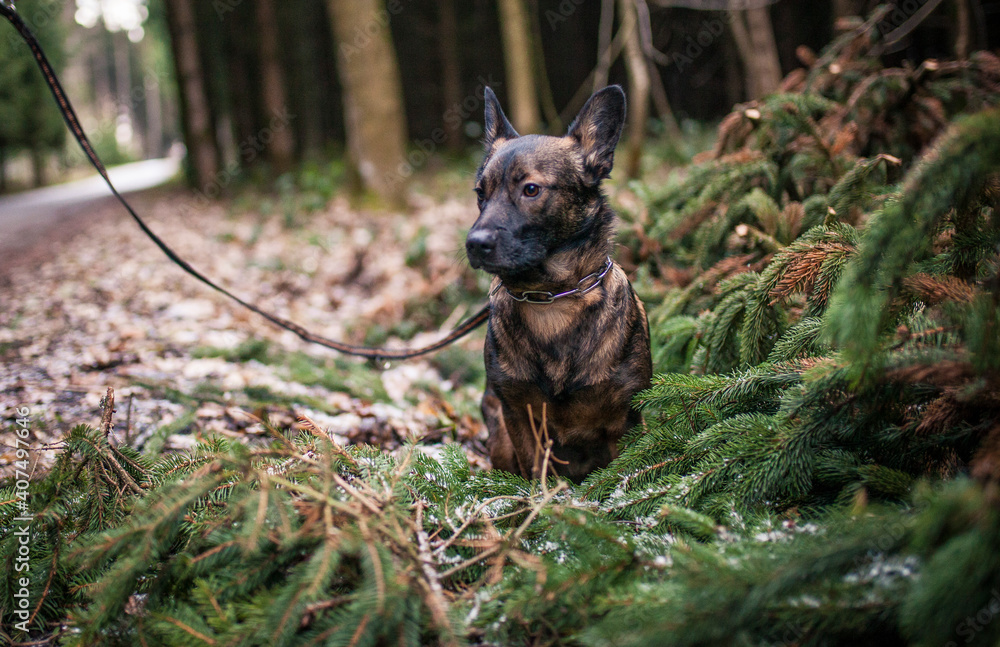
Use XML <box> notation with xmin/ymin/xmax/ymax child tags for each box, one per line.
<box><xmin>465</xmin><ymin>85</ymin><xmax>652</xmax><ymax>482</ymax></box>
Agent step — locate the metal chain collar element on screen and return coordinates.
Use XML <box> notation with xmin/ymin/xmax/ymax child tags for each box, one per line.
<box><xmin>490</xmin><ymin>256</ymin><xmax>614</xmax><ymax>305</ymax></box>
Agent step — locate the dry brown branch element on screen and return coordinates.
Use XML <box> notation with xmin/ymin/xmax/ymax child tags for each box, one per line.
<box><xmin>528</xmin><ymin>403</ymin><xmax>568</xmax><ymax>485</ymax></box>
<box><xmin>99</xmin><ymin>387</ymin><xmax>115</xmax><ymax>439</ymax></box>
<box><xmin>769</xmin><ymin>243</ymin><xmax>855</xmax><ymax>306</ymax></box>
<box><xmin>887</xmin><ymin>360</ymin><xmax>975</xmax><ymax>386</ymax></box>
<box><xmin>670</xmin><ymin>201</ymin><xmax>721</xmax><ymax>241</ymax></box>
<box><xmin>712</xmin><ymin>112</ymin><xmax>756</xmax><ymax>158</ymax></box>
<box><xmin>432</xmin><ymin>494</ymin><xmax>532</xmax><ymax>556</ymax></box>
<box><xmin>699</xmin><ymin>253</ymin><xmax>761</xmax><ymax>292</ymax></box>
<box><xmin>412</xmin><ymin>501</ymin><xmax>459</xmax><ymax>645</ymax></box>
<box><xmin>903</xmin><ymin>273</ymin><xmax>979</xmax><ymax>306</ymax></box>
<box><xmin>914</xmin><ymin>391</ymin><xmax>961</xmax><ymax>436</ymax></box>
<box><xmin>85</xmin><ymin>397</ymin><xmax>145</xmax><ymax>496</ymax></box>
<box><xmin>158</xmin><ymin>615</ymin><xmax>217</xmax><ymax>645</ymax></box>
<box><xmin>347</xmin><ymin>613</ymin><xmax>370</xmax><ymax>647</ymax></box>
<box><xmin>783</xmin><ymin>202</ymin><xmax>806</xmax><ymax>239</ymax></box>
<box><xmin>440</xmin><ymin>480</ymin><xmax>566</xmax><ymax>580</ymax></box>
<box><xmin>299</xmin><ymin>597</ymin><xmax>349</xmax><ymax>629</ymax></box>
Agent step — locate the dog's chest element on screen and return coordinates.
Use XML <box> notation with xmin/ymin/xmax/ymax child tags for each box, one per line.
<box><xmin>489</xmin><ymin>301</ymin><xmax>621</xmax><ymax>394</ymax></box>
<box><xmin>518</xmin><ymin>301</ymin><xmax>578</xmax><ymax>339</ymax></box>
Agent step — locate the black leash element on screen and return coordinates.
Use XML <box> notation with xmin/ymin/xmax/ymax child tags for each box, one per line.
<box><xmin>0</xmin><ymin>1</ymin><xmax>488</xmax><ymax>362</ymax></box>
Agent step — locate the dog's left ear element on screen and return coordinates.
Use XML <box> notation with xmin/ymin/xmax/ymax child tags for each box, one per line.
<box><xmin>483</xmin><ymin>86</ymin><xmax>520</xmax><ymax>152</ymax></box>
<box><xmin>566</xmin><ymin>85</ymin><xmax>626</xmax><ymax>185</ymax></box>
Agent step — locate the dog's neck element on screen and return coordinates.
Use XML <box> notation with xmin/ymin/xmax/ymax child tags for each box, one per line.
<box><xmin>534</xmin><ymin>242</ymin><xmax>612</xmax><ymax>292</ymax></box>
<box><xmin>500</xmin><ymin>204</ymin><xmax>616</xmax><ymax>295</ymax></box>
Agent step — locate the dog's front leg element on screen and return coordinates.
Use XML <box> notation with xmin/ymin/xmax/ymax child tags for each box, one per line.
<box><xmin>483</xmin><ymin>388</ymin><xmax>546</xmax><ymax>479</ymax></box>
<box><xmin>482</xmin><ymin>386</ymin><xmax>525</xmax><ymax>476</ymax></box>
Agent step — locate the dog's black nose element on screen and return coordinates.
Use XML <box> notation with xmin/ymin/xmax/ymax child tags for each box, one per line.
<box><xmin>466</xmin><ymin>228</ymin><xmax>497</xmax><ymax>264</ymax></box>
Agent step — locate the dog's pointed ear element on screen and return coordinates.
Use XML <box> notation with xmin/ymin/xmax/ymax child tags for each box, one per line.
<box><xmin>566</xmin><ymin>85</ymin><xmax>626</xmax><ymax>184</ymax></box>
<box><xmin>483</xmin><ymin>87</ymin><xmax>519</xmax><ymax>151</ymax></box>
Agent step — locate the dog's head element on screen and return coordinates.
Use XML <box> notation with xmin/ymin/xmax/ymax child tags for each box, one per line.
<box><xmin>465</xmin><ymin>86</ymin><xmax>626</xmax><ymax>284</ymax></box>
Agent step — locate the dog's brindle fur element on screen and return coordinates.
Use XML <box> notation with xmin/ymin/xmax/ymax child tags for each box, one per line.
<box><xmin>465</xmin><ymin>85</ymin><xmax>652</xmax><ymax>482</ymax></box>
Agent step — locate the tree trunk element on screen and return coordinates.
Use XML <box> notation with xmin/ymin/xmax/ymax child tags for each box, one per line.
<box><xmin>255</xmin><ymin>0</ymin><xmax>296</xmax><ymax>174</ymax></box>
<box><xmin>30</xmin><ymin>148</ymin><xmax>46</xmax><ymax>188</ymax></box>
<box><xmin>635</xmin><ymin>1</ymin><xmax>679</xmax><ymax>137</ymax></box>
<box><xmin>163</xmin><ymin>0</ymin><xmax>220</xmax><ymax>189</ymax></box>
<box><xmin>438</xmin><ymin>0</ymin><xmax>464</xmax><ymax>151</ymax></box>
<box><xmin>648</xmin><ymin>58</ymin><xmax>680</xmax><ymax>137</ymax></box>
<box><xmin>287</xmin><ymin>4</ymin><xmax>327</xmax><ymax>159</ymax></box>
<box><xmin>832</xmin><ymin>0</ymin><xmax>859</xmax><ymax>20</ymax></box>
<box><xmin>144</xmin><ymin>72</ymin><xmax>164</xmax><ymax>158</ymax></box>
<box><xmin>955</xmin><ymin>0</ymin><xmax>970</xmax><ymax>59</ymax></box>
<box><xmin>618</xmin><ymin>0</ymin><xmax>649</xmax><ymax>179</ymax></box>
<box><xmin>112</xmin><ymin>31</ymin><xmax>133</xmax><ymax>155</ymax></box>
<box><xmin>328</xmin><ymin>0</ymin><xmax>409</xmax><ymax>206</ymax></box>
<box><xmin>221</xmin><ymin>4</ymin><xmax>258</xmax><ymax>164</ymax></box>
<box><xmin>593</xmin><ymin>0</ymin><xmax>615</xmax><ymax>93</ymax></box>
<box><xmin>729</xmin><ymin>2</ymin><xmax>782</xmax><ymax>100</ymax></box>
<box><xmin>722</xmin><ymin>31</ymin><xmax>742</xmax><ymax>110</ymax></box>
<box><xmin>90</xmin><ymin>32</ymin><xmax>114</xmax><ymax>123</ymax></box>
<box><xmin>497</xmin><ymin>0</ymin><xmax>540</xmax><ymax>134</ymax></box>
<box><xmin>528</xmin><ymin>0</ymin><xmax>561</xmax><ymax>132</ymax></box>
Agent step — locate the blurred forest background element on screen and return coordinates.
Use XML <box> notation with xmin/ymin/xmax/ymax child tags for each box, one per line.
<box><xmin>2</xmin><ymin>0</ymin><xmax>998</xmax><ymax>199</ymax></box>
<box><xmin>5</xmin><ymin>2</ymin><xmax>1000</xmax><ymax>644</ymax></box>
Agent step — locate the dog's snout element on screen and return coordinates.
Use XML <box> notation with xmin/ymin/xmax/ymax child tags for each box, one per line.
<box><xmin>466</xmin><ymin>228</ymin><xmax>498</xmax><ymax>264</ymax></box>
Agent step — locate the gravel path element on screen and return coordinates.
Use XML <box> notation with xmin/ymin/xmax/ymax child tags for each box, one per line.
<box><xmin>0</xmin><ymin>157</ymin><xmax>181</xmax><ymax>272</ymax></box>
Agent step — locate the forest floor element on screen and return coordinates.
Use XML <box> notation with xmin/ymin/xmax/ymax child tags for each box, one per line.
<box><xmin>0</xmin><ymin>180</ymin><xmax>507</xmax><ymax>477</ymax></box>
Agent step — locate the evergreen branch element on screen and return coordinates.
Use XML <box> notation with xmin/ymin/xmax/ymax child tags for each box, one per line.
<box><xmin>767</xmin><ymin>318</ymin><xmax>827</xmax><ymax>363</ymax></box>
<box><xmin>153</xmin><ymin>613</ymin><xmax>218</xmax><ymax>645</ymax></box>
<box><xmin>433</xmin><ymin>495</ymin><xmax>533</xmax><ymax>556</ymax></box>
<box><xmin>826</xmin><ymin>106</ymin><xmax>1000</xmax><ymax>378</ymax></box>
<box><xmin>441</xmin><ymin>482</ymin><xmax>566</xmax><ymax>580</ymax></box>
<box><xmin>27</xmin><ymin>543</ymin><xmax>60</xmax><ymax>628</ymax></box>
<box><xmin>10</xmin><ymin>20</ymin><xmax>1000</xmax><ymax>645</ymax></box>
<box><xmin>902</xmin><ymin>273</ymin><xmax>978</xmax><ymax>305</ymax></box>
<box><xmin>827</xmin><ymin>154</ymin><xmax>900</xmax><ymax>219</ymax></box>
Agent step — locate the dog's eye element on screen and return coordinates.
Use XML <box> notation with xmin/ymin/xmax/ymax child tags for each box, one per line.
<box><xmin>522</xmin><ymin>183</ymin><xmax>540</xmax><ymax>198</ymax></box>
<box><xmin>474</xmin><ymin>187</ymin><xmax>485</xmax><ymax>205</ymax></box>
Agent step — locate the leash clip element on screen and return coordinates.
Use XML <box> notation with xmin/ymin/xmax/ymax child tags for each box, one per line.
<box><xmin>1</xmin><ymin>0</ymin><xmax>17</xmax><ymax>12</ymax></box>
<box><xmin>492</xmin><ymin>256</ymin><xmax>613</xmax><ymax>305</ymax></box>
